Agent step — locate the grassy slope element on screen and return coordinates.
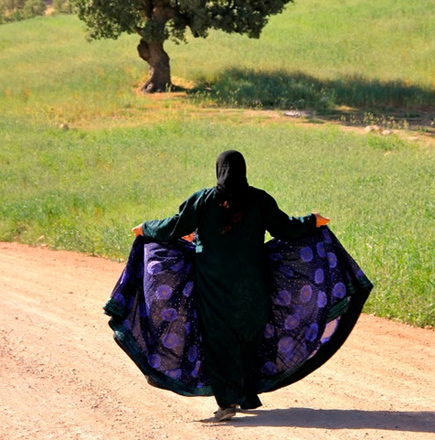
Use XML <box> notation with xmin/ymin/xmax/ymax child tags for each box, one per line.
<box><xmin>1</xmin><ymin>0</ymin><xmax>434</xmax><ymax>121</ymax></box>
<box><xmin>0</xmin><ymin>1</ymin><xmax>434</xmax><ymax>326</ymax></box>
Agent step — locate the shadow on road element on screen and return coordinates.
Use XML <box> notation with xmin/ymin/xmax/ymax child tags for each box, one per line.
<box><xmin>205</xmin><ymin>407</ymin><xmax>435</xmax><ymax>432</ymax></box>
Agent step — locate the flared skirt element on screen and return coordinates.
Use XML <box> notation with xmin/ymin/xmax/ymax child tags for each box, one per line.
<box><xmin>104</xmin><ymin>227</ymin><xmax>373</xmax><ymax>397</ymax></box>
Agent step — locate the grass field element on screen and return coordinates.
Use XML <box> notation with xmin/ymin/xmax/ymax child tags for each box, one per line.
<box><xmin>0</xmin><ymin>0</ymin><xmax>434</xmax><ymax>327</ymax></box>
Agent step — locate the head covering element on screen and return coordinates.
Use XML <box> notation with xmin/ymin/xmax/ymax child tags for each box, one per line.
<box><xmin>215</xmin><ymin>150</ymin><xmax>249</xmax><ymax>232</ymax></box>
<box><xmin>215</xmin><ymin>150</ymin><xmax>249</xmax><ymax>202</ymax></box>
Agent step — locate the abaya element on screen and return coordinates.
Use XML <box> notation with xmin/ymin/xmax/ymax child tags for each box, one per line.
<box><xmin>104</xmin><ymin>151</ymin><xmax>373</xmax><ymax>410</ymax></box>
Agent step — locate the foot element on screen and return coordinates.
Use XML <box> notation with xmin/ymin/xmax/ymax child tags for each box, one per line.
<box><xmin>214</xmin><ymin>406</ymin><xmax>237</xmax><ymax>422</ymax></box>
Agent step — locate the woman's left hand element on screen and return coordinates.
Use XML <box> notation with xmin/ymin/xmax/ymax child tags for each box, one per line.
<box><xmin>314</xmin><ymin>212</ymin><xmax>330</xmax><ymax>227</ymax></box>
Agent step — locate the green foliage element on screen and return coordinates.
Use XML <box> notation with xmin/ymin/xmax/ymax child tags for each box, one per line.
<box><xmin>72</xmin><ymin>0</ymin><xmax>294</xmax><ymax>42</ymax></box>
<box><xmin>0</xmin><ymin>0</ymin><xmax>45</xmax><ymax>22</ymax></box>
<box><xmin>22</xmin><ymin>0</ymin><xmax>45</xmax><ymax>18</ymax></box>
<box><xmin>1</xmin><ymin>0</ymin><xmax>25</xmax><ymax>10</ymax></box>
<box><xmin>53</xmin><ymin>0</ymin><xmax>72</xmax><ymax>14</ymax></box>
<box><xmin>71</xmin><ymin>0</ymin><xmax>144</xmax><ymax>40</ymax></box>
<box><xmin>142</xmin><ymin>18</ymin><xmax>168</xmax><ymax>43</ymax></box>
<box><xmin>0</xmin><ymin>0</ymin><xmax>24</xmax><ymax>22</ymax></box>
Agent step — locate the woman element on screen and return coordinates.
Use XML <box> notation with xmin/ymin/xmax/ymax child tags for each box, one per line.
<box><xmin>131</xmin><ymin>150</ymin><xmax>330</xmax><ymax>420</ymax></box>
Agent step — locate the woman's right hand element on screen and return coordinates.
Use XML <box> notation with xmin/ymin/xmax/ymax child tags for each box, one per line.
<box><xmin>132</xmin><ymin>224</ymin><xmax>144</xmax><ymax>237</ymax></box>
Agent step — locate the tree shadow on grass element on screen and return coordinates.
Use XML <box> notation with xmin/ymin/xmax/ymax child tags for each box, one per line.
<box><xmin>203</xmin><ymin>407</ymin><xmax>435</xmax><ymax>432</ymax></box>
<box><xmin>186</xmin><ymin>69</ymin><xmax>435</xmax><ymax>133</ymax></box>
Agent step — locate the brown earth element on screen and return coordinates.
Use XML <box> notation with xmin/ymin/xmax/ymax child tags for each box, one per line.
<box><xmin>1</xmin><ymin>241</ymin><xmax>434</xmax><ymax>440</ymax></box>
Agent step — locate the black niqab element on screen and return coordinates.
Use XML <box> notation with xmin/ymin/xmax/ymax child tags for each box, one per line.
<box><xmin>215</xmin><ymin>150</ymin><xmax>249</xmax><ymax>207</ymax></box>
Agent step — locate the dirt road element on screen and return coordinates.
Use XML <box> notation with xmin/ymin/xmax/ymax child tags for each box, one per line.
<box><xmin>0</xmin><ymin>242</ymin><xmax>434</xmax><ymax>440</ymax></box>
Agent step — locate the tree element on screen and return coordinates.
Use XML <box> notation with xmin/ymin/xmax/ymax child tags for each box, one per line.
<box><xmin>53</xmin><ymin>0</ymin><xmax>72</xmax><ymax>14</ymax></box>
<box><xmin>0</xmin><ymin>0</ymin><xmax>45</xmax><ymax>22</ymax></box>
<box><xmin>72</xmin><ymin>0</ymin><xmax>294</xmax><ymax>93</ymax></box>
<box><xmin>22</xmin><ymin>0</ymin><xmax>45</xmax><ymax>18</ymax></box>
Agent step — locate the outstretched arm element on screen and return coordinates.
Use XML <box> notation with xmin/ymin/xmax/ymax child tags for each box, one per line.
<box><xmin>132</xmin><ymin>190</ymin><xmax>204</xmax><ymax>241</ymax></box>
<box><xmin>263</xmin><ymin>192</ymin><xmax>330</xmax><ymax>241</ymax></box>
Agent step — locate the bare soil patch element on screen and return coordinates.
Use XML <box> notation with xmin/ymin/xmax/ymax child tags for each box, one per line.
<box><xmin>1</xmin><ymin>242</ymin><xmax>434</xmax><ymax>440</ymax></box>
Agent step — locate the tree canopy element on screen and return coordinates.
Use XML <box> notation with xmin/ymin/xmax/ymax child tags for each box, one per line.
<box><xmin>72</xmin><ymin>0</ymin><xmax>294</xmax><ymax>92</ymax></box>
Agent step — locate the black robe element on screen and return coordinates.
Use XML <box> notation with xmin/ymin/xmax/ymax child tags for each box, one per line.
<box><xmin>104</xmin><ymin>187</ymin><xmax>372</xmax><ymax>409</ymax></box>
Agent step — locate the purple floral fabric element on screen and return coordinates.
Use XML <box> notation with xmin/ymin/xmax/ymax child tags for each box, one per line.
<box><xmin>104</xmin><ymin>227</ymin><xmax>372</xmax><ymax>396</ymax></box>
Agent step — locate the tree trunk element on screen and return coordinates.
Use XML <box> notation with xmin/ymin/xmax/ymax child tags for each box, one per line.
<box><xmin>137</xmin><ymin>39</ymin><xmax>172</xmax><ymax>93</ymax></box>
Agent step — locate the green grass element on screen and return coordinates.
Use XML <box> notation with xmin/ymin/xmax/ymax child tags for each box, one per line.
<box><xmin>1</xmin><ymin>118</ymin><xmax>434</xmax><ymax>327</ymax></box>
<box><xmin>179</xmin><ymin>0</ymin><xmax>435</xmax><ymax>112</ymax></box>
<box><xmin>1</xmin><ymin>0</ymin><xmax>434</xmax><ymax>123</ymax></box>
<box><xmin>0</xmin><ymin>2</ymin><xmax>434</xmax><ymax>327</ymax></box>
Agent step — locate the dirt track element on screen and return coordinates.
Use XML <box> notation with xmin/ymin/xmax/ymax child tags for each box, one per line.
<box><xmin>0</xmin><ymin>241</ymin><xmax>434</xmax><ymax>440</ymax></box>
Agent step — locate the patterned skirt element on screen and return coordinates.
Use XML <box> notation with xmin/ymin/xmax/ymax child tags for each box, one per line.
<box><xmin>104</xmin><ymin>227</ymin><xmax>373</xmax><ymax>397</ymax></box>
